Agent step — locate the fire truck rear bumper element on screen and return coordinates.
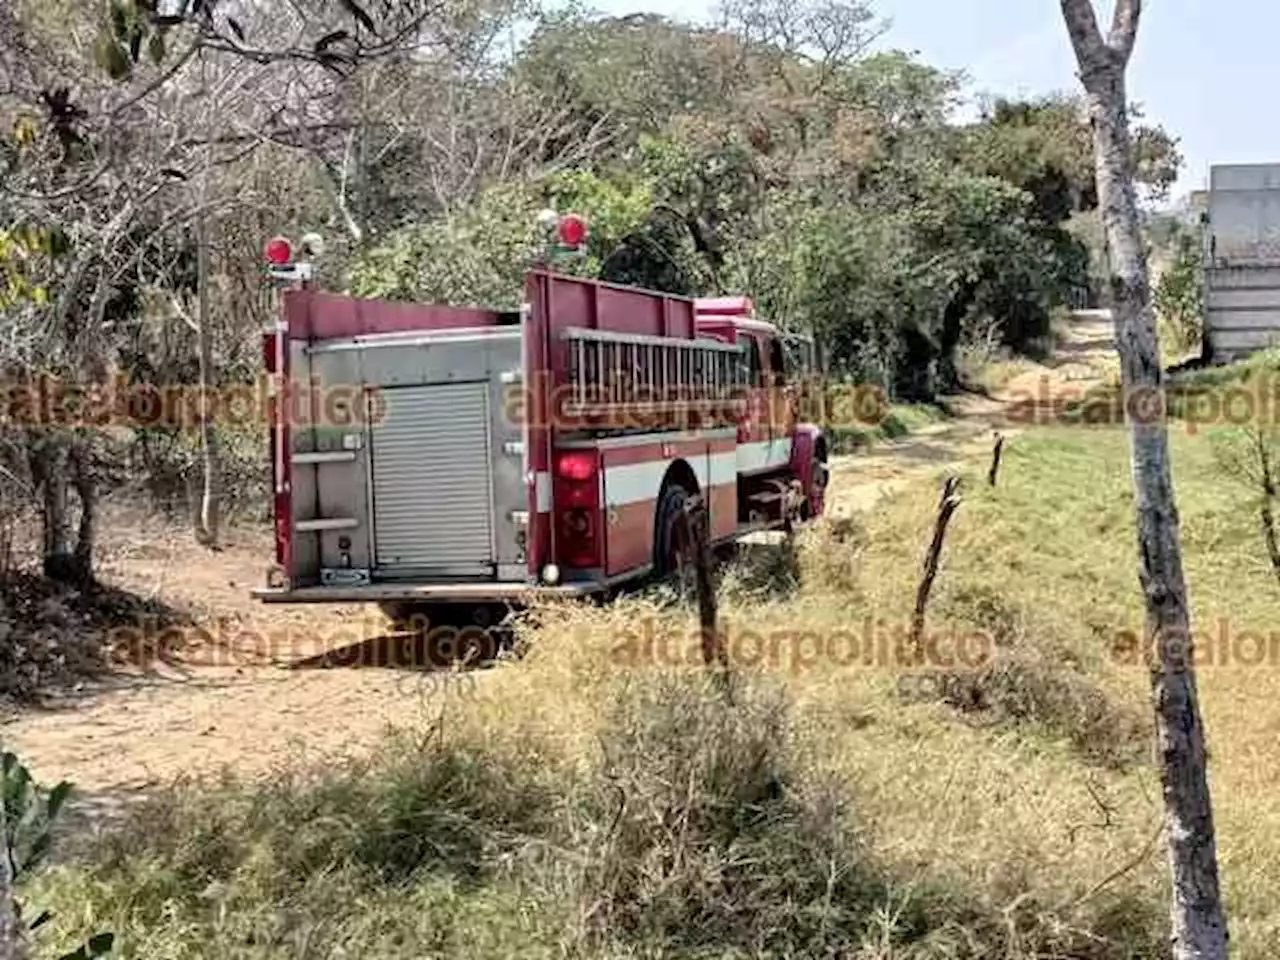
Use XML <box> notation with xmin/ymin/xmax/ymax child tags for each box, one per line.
<box><xmin>250</xmin><ymin>581</ymin><xmax>601</xmax><ymax>604</ymax></box>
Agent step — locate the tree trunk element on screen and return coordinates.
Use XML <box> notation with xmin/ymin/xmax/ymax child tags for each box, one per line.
<box><xmin>29</xmin><ymin>436</ymin><xmax>73</xmax><ymax>583</ymax></box>
<box><xmin>1254</xmin><ymin>431</ymin><xmax>1280</xmax><ymax>582</ymax></box>
<box><xmin>69</xmin><ymin>439</ymin><xmax>96</xmax><ymax>587</ymax></box>
<box><xmin>1059</xmin><ymin>3</ymin><xmax>1228</xmax><ymax>957</ymax></box>
<box><xmin>194</xmin><ymin>204</ymin><xmax>221</xmax><ymax>549</ymax></box>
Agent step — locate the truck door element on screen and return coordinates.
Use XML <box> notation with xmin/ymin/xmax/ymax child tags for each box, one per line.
<box><xmin>738</xmin><ymin>333</ymin><xmax>770</xmax><ymax>472</ymax></box>
<box><xmin>763</xmin><ymin>334</ymin><xmax>796</xmax><ymax>469</ymax></box>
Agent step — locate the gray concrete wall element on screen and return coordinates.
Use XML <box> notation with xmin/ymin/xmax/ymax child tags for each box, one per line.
<box><xmin>1206</xmin><ymin>265</ymin><xmax>1280</xmax><ymax>361</ymax></box>
<box><xmin>1208</xmin><ymin>164</ymin><xmax>1280</xmax><ymax>263</ymax></box>
<box><xmin>1205</xmin><ymin>165</ymin><xmax>1280</xmax><ymax>360</ymax></box>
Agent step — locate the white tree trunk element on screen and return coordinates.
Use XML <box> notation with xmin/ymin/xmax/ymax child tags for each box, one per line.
<box><xmin>194</xmin><ymin>199</ymin><xmax>221</xmax><ymax>549</ymax></box>
<box><xmin>1058</xmin><ymin>3</ymin><xmax>1228</xmax><ymax>957</ymax></box>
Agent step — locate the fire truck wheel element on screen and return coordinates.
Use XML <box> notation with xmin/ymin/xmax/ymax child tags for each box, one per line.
<box><xmin>379</xmin><ymin>602</ymin><xmax>421</xmax><ymax>627</ymax></box>
<box><xmin>654</xmin><ymin>483</ymin><xmax>696</xmax><ymax>581</ymax></box>
<box><xmin>803</xmin><ymin>455</ymin><xmax>829</xmax><ymax>520</ymax></box>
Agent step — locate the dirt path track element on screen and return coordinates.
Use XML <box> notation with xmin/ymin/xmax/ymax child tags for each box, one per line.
<box><xmin>828</xmin><ymin>310</ymin><xmax>1115</xmax><ymax>514</ymax></box>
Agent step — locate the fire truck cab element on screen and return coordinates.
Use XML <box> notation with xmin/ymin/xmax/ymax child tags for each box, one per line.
<box><xmin>252</xmin><ymin>237</ymin><xmax>828</xmax><ymax>612</ymax></box>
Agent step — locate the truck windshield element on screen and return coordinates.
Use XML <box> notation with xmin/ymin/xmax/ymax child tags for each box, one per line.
<box><xmin>782</xmin><ymin>335</ymin><xmax>815</xmax><ymax>378</ymax></box>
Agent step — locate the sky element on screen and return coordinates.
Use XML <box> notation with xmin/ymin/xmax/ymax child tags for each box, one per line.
<box><xmin>588</xmin><ymin>0</ymin><xmax>1280</xmax><ymax>201</ymax></box>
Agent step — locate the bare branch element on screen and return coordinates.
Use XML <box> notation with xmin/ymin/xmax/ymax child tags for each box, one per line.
<box><xmin>110</xmin><ymin>38</ymin><xmax>202</xmax><ymax>121</ymax></box>
<box><xmin>1109</xmin><ymin>0</ymin><xmax>1141</xmax><ymax>62</ymax></box>
<box><xmin>1058</xmin><ymin>0</ymin><xmax>1108</xmax><ymax>73</ymax></box>
<box><xmin>335</xmin><ymin>128</ymin><xmax>364</xmax><ymax>244</ymax></box>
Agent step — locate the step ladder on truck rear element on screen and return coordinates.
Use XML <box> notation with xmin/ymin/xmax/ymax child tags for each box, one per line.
<box><xmin>251</xmin><ymin>228</ymin><xmax>829</xmax><ymax>619</ymax></box>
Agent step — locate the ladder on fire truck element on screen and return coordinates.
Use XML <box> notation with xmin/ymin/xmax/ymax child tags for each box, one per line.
<box><xmin>560</xmin><ymin>327</ymin><xmax>747</xmax><ymax>430</ymax></box>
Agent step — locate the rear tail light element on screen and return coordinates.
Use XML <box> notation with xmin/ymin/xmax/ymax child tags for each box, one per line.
<box><xmin>563</xmin><ymin>508</ymin><xmax>593</xmax><ymax>539</ymax></box>
<box><xmin>553</xmin><ymin>449</ymin><xmax>601</xmax><ymax>568</ymax></box>
<box><xmin>556</xmin><ymin>449</ymin><xmax>597</xmax><ymax>481</ymax></box>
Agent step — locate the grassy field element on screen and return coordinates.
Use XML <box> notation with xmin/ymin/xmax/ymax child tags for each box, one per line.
<box><xmin>24</xmin><ymin>403</ymin><xmax>1280</xmax><ymax>957</ymax></box>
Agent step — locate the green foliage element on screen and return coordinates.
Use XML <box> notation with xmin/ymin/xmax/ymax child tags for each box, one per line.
<box><xmin>513</xmin><ymin>11</ymin><xmax>730</xmax><ymax>147</ymax></box>
<box><xmin>1153</xmin><ymin>224</ymin><xmax>1205</xmax><ymax>355</ymax></box>
<box><xmin>0</xmin><ymin>224</ymin><xmax>66</xmax><ymax>308</ymax></box>
<box><xmin>342</xmin><ymin>7</ymin><xmax>1182</xmax><ymax>400</ymax></box>
<box><xmin>348</xmin><ymin>183</ymin><xmax>543</xmax><ymax>307</ymax></box>
<box><xmin>349</xmin><ymin>168</ymin><xmax>702</xmax><ymax>304</ymax></box>
<box><xmin>1</xmin><ymin>751</ymin><xmax>114</xmax><ymax>959</ymax></box>
<box><xmin>93</xmin><ymin>0</ymin><xmax>171</xmax><ymax>79</ymax></box>
<box><xmin>723</xmin><ymin>165</ymin><xmax>1065</xmax><ymax>395</ymax></box>
<box><xmin>1131</xmin><ymin>104</ymin><xmax>1184</xmax><ymax>202</ymax></box>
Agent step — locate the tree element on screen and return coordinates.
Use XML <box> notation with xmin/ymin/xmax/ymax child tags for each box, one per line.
<box><xmin>1058</xmin><ymin>2</ymin><xmax>1228</xmax><ymax>957</ymax></box>
<box><xmin>1</xmin><ymin>0</ymin><xmax>476</xmax><ymax>573</ymax></box>
<box><xmin>1152</xmin><ymin>220</ymin><xmax>1205</xmax><ymax>357</ymax></box>
<box><xmin>1209</xmin><ymin>425</ymin><xmax>1280</xmax><ymax>583</ymax></box>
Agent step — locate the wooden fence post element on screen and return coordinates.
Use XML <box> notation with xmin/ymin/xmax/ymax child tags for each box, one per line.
<box><xmin>988</xmin><ymin>432</ymin><xmax>1005</xmax><ymax>487</ymax></box>
<box><xmin>909</xmin><ymin>476</ymin><xmax>963</xmax><ymax>658</ymax></box>
<box><xmin>682</xmin><ymin>496</ymin><xmax>731</xmax><ymax>696</ymax></box>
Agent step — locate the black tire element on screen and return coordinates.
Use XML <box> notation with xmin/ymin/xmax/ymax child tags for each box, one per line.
<box><xmin>377</xmin><ymin>602</ymin><xmax>508</xmax><ymax>667</ymax></box>
<box><xmin>379</xmin><ymin>601</ymin><xmax>424</xmax><ymax>627</ymax></box>
<box><xmin>803</xmin><ymin>455</ymin><xmax>829</xmax><ymax>520</ymax></box>
<box><xmin>653</xmin><ymin>483</ymin><xmax>692</xmax><ymax>578</ymax></box>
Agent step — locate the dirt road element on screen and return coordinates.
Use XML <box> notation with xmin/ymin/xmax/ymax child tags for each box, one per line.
<box><xmin>3</xmin><ymin>312</ymin><xmax>1119</xmax><ymax>818</ymax></box>
<box><xmin>828</xmin><ymin>310</ymin><xmax>1116</xmax><ymax>514</ymax></box>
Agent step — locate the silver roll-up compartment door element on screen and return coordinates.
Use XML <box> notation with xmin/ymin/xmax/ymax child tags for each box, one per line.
<box><xmin>369</xmin><ymin>382</ymin><xmax>495</xmax><ymax>578</ymax></box>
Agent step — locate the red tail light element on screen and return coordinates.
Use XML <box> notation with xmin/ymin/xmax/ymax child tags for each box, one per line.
<box><xmin>553</xmin><ymin>449</ymin><xmax>600</xmax><ymax>567</ymax></box>
<box><xmin>556</xmin><ymin>449</ymin><xmax>597</xmax><ymax>482</ymax></box>
<box><xmin>562</xmin><ymin>508</ymin><xmax>594</xmax><ymax>539</ymax></box>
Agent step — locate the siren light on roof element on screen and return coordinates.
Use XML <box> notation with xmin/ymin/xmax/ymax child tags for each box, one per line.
<box><xmin>557</xmin><ymin>213</ymin><xmax>587</xmax><ymax>247</ymax></box>
<box><xmin>264</xmin><ymin>236</ymin><xmax>293</xmax><ymax>266</ymax></box>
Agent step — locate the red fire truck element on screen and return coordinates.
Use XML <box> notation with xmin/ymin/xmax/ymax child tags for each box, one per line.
<box><xmin>251</xmin><ymin>225</ymin><xmax>829</xmax><ymax>619</ymax></box>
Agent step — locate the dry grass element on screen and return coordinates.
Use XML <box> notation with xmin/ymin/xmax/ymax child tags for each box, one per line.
<box><xmin>25</xmin><ymin>412</ymin><xmax>1280</xmax><ymax>957</ymax></box>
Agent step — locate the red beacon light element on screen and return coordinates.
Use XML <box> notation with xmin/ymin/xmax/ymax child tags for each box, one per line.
<box><xmin>264</xmin><ymin>236</ymin><xmax>293</xmax><ymax>266</ymax></box>
<box><xmin>557</xmin><ymin>213</ymin><xmax>587</xmax><ymax>248</ymax></box>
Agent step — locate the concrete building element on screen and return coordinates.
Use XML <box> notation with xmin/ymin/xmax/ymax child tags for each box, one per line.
<box><xmin>1205</xmin><ymin>163</ymin><xmax>1280</xmax><ymax>361</ymax></box>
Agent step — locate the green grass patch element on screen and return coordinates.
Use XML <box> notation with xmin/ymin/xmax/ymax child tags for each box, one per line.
<box><xmin>827</xmin><ymin>402</ymin><xmax>951</xmax><ymax>454</ymax></box>
<box><xmin>1169</xmin><ymin>347</ymin><xmax>1280</xmax><ymax>392</ymax></box>
<box><xmin>840</xmin><ymin>423</ymin><xmax>1280</xmax><ymax>956</ymax></box>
